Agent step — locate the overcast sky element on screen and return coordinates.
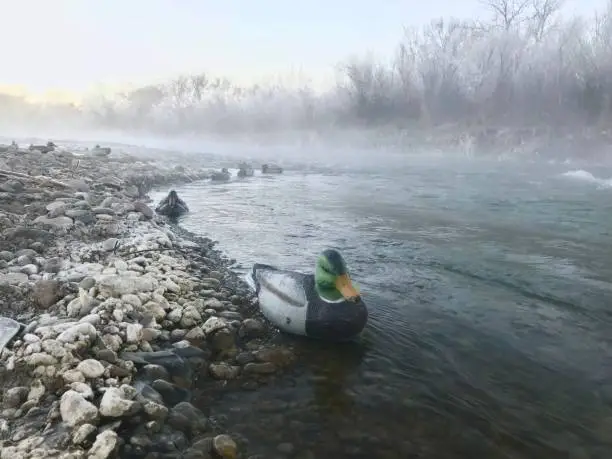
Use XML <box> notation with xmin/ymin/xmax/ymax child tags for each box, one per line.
<box><xmin>0</xmin><ymin>0</ymin><xmax>605</xmax><ymax>100</ymax></box>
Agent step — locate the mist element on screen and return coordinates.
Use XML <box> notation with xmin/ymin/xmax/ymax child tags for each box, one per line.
<box><xmin>3</xmin><ymin>0</ymin><xmax>612</xmax><ymax>164</ymax></box>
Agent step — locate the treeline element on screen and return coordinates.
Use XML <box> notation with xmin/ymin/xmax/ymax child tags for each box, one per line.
<box><xmin>4</xmin><ymin>0</ymin><xmax>612</xmax><ymax>142</ymax></box>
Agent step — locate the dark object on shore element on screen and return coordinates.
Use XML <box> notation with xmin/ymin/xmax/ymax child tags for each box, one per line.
<box><xmin>211</xmin><ymin>167</ymin><xmax>231</xmax><ymax>182</ymax></box>
<box><xmin>237</xmin><ymin>162</ymin><xmax>255</xmax><ymax>178</ymax></box>
<box><xmin>249</xmin><ymin>249</ymin><xmax>368</xmax><ymax>341</ymax></box>
<box><xmin>155</xmin><ymin>189</ymin><xmax>189</xmax><ymax>218</ymax></box>
<box><xmin>91</xmin><ymin>144</ymin><xmax>112</xmax><ymax>157</ymax></box>
<box><xmin>28</xmin><ymin>141</ymin><xmax>56</xmax><ymax>154</ymax></box>
<box><xmin>261</xmin><ymin>163</ymin><xmax>283</xmax><ymax>174</ymax></box>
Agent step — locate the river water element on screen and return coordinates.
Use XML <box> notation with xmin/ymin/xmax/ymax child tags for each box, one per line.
<box><xmin>153</xmin><ymin>153</ymin><xmax>612</xmax><ymax>459</ymax></box>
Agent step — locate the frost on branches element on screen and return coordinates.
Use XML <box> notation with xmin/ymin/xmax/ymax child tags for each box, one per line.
<box><xmin>3</xmin><ymin>0</ymin><xmax>612</xmax><ymax>143</ymax></box>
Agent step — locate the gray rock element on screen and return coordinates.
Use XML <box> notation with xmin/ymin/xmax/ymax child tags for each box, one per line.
<box><xmin>239</xmin><ymin>318</ymin><xmax>266</xmax><ymax>339</ymax></box>
<box><xmin>79</xmin><ymin>276</ymin><xmax>96</xmax><ymax>290</ymax></box>
<box><xmin>167</xmin><ymin>402</ymin><xmax>208</xmax><ymax>435</ymax></box>
<box><xmin>3</xmin><ymin>386</ymin><xmax>29</xmax><ymax>409</ymax></box>
<box><xmin>65</xmin><ymin>179</ymin><xmax>90</xmax><ymax>192</ymax></box>
<box><xmin>96</xmin><ymin>274</ymin><xmax>158</xmax><ymax>297</ymax></box>
<box><xmin>42</xmin><ymin>257</ymin><xmax>63</xmax><ymax>273</ymax></box>
<box><xmin>31</xmin><ymin>279</ymin><xmax>62</xmax><ymax>308</ymax></box>
<box><xmin>92</xmin><ymin>207</ymin><xmax>115</xmax><ymax>216</ymax></box>
<box><xmin>0</xmin><ymin>272</ymin><xmax>28</xmax><ymax>285</ymax></box>
<box><xmin>208</xmin><ymin>363</ymin><xmax>240</xmax><ymax>380</ymax></box>
<box><xmin>102</xmin><ymin>238</ymin><xmax>119</xmax><ymax>252</ymax></box>
<box><xmin>133</xmin><ymin>201</ymin><xmax>154</xmax><ymax>219</ymax></box>
<box><xmin>33</xmin><ymin>215</ymin><xmax>74</xmax><ymax>231</ymax></box>
<box><xmin>46</xmin><ymin>201</ymin><xmax>67</xmax><ymax>218</ymax></box>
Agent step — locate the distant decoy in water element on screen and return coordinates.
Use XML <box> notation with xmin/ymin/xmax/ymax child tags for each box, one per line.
<box><xmin>237</xmin><ymin>162</ymin><xmax>255</xmax><ymax>177</ymax></box>
<box><xmin>261</xmin><ymin>163</ymin><xmax>283</xmax><ymax>174</ymax></box>
<box><xmin>210</xmin><ymin>167</ymin><xmax>231</xmax><ymax>182</ymax></box>
<box><xmin>28</xmin><ymin>141</ymin><xmax>56</xmax><ymax>154</ymax></box>
<box><xmin>249</xmin><ymin>249</ymin><xmax>368</xmax><ymax>341</ymax></box>
<box><xmin>155</xmin><ymin>189</ymin><xmax>189</xmax><ymax>218</ymax></box>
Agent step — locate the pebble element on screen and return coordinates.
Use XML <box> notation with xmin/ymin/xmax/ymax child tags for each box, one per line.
<box><xmin>213</xmin><ymin>434</ymin><xmax>238</xmax><ymax>459</ymax></box>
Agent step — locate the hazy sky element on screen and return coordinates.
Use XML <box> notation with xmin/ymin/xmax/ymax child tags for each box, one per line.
<box><xmin>0</xmin><ymin>0</ymin><xmax>605</xmax><ymax>100</ymax></box>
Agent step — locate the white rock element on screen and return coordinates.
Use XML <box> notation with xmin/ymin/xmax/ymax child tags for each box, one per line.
<box><xmin>72</xmin><ymin>423</ymin><xmax>96</xmax><ymax>445</ymax></box>
<box><xmin>60</xmin><ymin>390</ymin><xmax>99</xmax><ymax>427</ymax></box>
<box><xmin>163</xmin><ymin>279</ymin><xmax>180</xmax><ymax>293</ymax></box>
<box><xmin>33</xmin><ymin>215</ymin><xmax>74</xmax><ymax>231</ymax></box>
<box><xmin>69</xmin><ymin>382</ymin><xmax>94</xmax><ymax>400</ymax></box>
<box><xmin>180</xmin><ymin>305</ymin><xmax>202</xmax><ymax>327</ymax></box>
<box><xmin>203</xmin><ymin>298</ymin><xmax>224</xmax><ymax>310</ymax></box>
<box><xmin>21</xmin><ymin>264</ymin><xmax>38</xmax><ymax>275</ymax></box>
<box><xmin>144</xmin><ymin>302</ymin><xmax>166</xmax><ymax>320</ymax></box>
<box><xmin>25</xmin><ymin>352</ymin><xmax>57</xmax><ymax>366</ymax></box>
<box><xmin>121</xmin><ymin>294</ymin><xmax>142</xmax><ymax>308</ymax></box>
<box><xmin>41</xmin><ymin>339</ymin><xmax>68</xmax><ymax>358</ymax></box>
<box><xmin>46</xmin><ymin>201</ymin><xmax>66</xmax><ymax>218</ymax></box>
<box><xmin>77</xmin><ymin>359</ymin><xmax>105</xmax><ymax>378</ymax></box>
<box><xmin>57</xmin><ymin>322</ymin><xmax>97</xmax><ymax>343</ymax></box>
<box><xmin>88</xmin><ymin>430</ymin><xmax>118</xmax><ymax>458</ymax></box>
<box><xmin>96</xmin><ymin>274</ymin><xmax>158</xmax><ymax>297</ymax></box>
<box><xmin>78</xmin><ymin>314</ymin><xmax>101</xmax><ymax>325</ymax></box>
<box><xmin>62</xmin><ymin>369</ymin><xmax>86</xmax><ymax>383</ymax></box>
<box><xmin>167</xmin><ymin>308</ymin><xmax>183</xmax><ymax>323</ymax></box>
<box><xmin>102</xmin><ymin>238</ymin><xmax>119</xmax><ymax>252</ymax></box>
<box><xmin>143</xmin><ymin>400</ymin><xmax>168</xmax><ymax>420</ymax></box>
<box><xmin>27</xmin><ymin>379</ymin><xmax>46</xmax><ymax>402</ymax></box>
<box><xmin>202</xmin><ymin>316</ymin><xmax>227</xmax><ymax>335</ymax></box>
<box><xmin>98</xmin><ymin>387</ymin><xmax>137</xmax><ymax>417</ymax></box>
<box><xmin>114</xmin><ymin>259</ymin><xmax>128</xmax><ymax>271</ymax></box>
<box><xmin>67</xmin><ymin>297</ymin><xmax>83</xmax><ymax>317</ymax></box>
<box><xmin>0</xmin><ymin>272</ymin><xmax>29</xmax><ymax>285</ymax></box>
<box><xmin>23</xmin><ymin>333</ymin><xmax>40</xmax><ymax>343</ymax></box>
<box><xmin>126</xmin><ymin>323</ymin><xmax>143</xmax><ymax>343</ymax></box>
<box><xmin>112</xmin><ymin>308</ymin><xmax>124</xmax><ymax>322</ymax></box>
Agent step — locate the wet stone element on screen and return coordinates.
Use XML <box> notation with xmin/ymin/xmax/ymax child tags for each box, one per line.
<box><xmin>243</xmin><ymin>362</ymin><xmax>276</xmax><ymax>375</ymax></box>
<box><xmin>167</xmin><ymin>401</ymin><xmax>208</xmax><ymax>436</ymax></box>
<box><xmin>141</xmin><ymin>363</ymin><xmax>170</xmax><ymax>381</ymax></box>
<box><xmin>151</xmin><ymin>379</ymin><xmax>191</xmax><ymax>406</ymax></box>
<box><xmin>96</xmin><ymin>348</ymin><xmax>118</xmax><ymax>363</ymax></box>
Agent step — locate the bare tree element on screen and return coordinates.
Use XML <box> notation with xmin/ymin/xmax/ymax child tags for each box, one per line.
<box><xmin>529</xmin><ymin>0</ymin><xmax>564</xmax><ymax>41</ymax></box>
<box><xmin>481</xmin><ymin>0</ymin><xmax>532</xmax><ymax>31</ymax></box>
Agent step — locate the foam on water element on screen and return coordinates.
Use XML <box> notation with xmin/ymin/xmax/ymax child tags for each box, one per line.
<box><xmin>562</xmin><ymin>169</ymin><xmax>612</xmax><ymax>188</ymax></box>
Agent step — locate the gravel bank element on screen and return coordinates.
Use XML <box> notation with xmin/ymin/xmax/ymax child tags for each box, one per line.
<box><xmin>0</xmin><ymin>144</ymin><xmax>295</xmax><ymax>459</ymax></box>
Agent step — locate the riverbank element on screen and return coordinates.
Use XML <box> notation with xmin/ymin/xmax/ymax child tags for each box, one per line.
<box><xmin>0</xmin><ymin>144</ymin><xmax>294</xmax><ymax>459</ymax></box>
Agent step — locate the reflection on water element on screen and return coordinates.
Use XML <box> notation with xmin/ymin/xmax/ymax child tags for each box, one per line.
<box><xmin>153</xmin><ymin>159</ymin><xmax>612</xmax><ymax>458</ymax></box>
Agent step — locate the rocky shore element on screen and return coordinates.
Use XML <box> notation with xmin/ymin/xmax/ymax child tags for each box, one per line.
<box><xmin>0</xmin><ymin>144</ymin><xmax>294</xmax><ymax>458</ymax></box>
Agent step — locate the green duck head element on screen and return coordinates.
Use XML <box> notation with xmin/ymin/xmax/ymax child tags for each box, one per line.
<box><xmin>314</xmin><ymin>249</ymin><xmax>360</xmax><ymax>302</ymax></box>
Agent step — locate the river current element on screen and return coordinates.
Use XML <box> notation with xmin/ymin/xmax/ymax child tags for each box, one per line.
<box><xmin>153</xmin><ymin>153</ymin><xmax>612</xmax><ymax>459</ymax></box>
